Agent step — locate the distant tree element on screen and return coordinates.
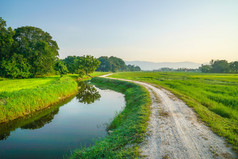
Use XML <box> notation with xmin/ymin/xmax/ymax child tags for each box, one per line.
<box><xmin>62</xmin><ymin>56</ymin><xmax>80</xmax><ymax>73</ymax></box>
<box><xmin>210</xmin><ymin>60</ymin><xmax>229</xmax><ymax>73</ymax></box>
<box><xmin>134</xmin><ymin>66</ymin><xmax>141</xmax><ymax>71</ymax></box>
<box><xmin>109</xmin><ymin>56</ymin><xmax>125</xmax><ymax>72</ymax></box>
<box><xmin>12</xmin><ymin>26</ymin><xmax>59</xmax><ymax>77</ymax></box>
<box><xmin>96</xmin><ymin>56</ymin><xmax>141</xmax><ymax>72</ymax></box>
<box><xmin>77</xmin><ymin>55</ymin><xmax>100</xmax><ymax>78</ymax></box>
<box><xmin>0</xmin><ymin>53</ymin><xmax>31</xmax><ymax>78</ymax></box>
<box><xmin>96</xmin><ymin>56</ymin><xmax>111</xmax><ymax>72</ymax></box>
<box><xmin>125</xmin><ymin>64</ymin><xmax>141</xmax><ymax>71</ymax></box>
<box><xmin>199</xmin><ymin>64</ymin><xmax>212</xmax><ymax>73</ymax></box>
<box><xmin>230</xmin><ymin>61</ymin><xmax>238</xmax><ymax>73</ymax></box>
<box><xmin>54</xmin><ymin>60</ymin><xmax>68</xmax><ymax>77</ymax></box>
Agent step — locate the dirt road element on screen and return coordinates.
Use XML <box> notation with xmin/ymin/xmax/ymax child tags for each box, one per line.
<box><xmin>101</xmin><ymin>74</ymin><xmax>236</xmax><ymax>159</ymax></box>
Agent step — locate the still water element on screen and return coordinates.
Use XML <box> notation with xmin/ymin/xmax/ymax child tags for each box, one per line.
<box><xmin>0</xmin><ymin>82</ymin><xmax>125</xmax><ymax>159</ymax></box>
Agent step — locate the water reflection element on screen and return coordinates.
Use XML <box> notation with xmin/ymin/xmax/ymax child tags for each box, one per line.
<box><xmin>0</xmin><ymin>99</ymin><xmax>68</xmax><ymax>141</ymax></box>
<box><xmin>0</xmin><ymin>81</ymin><xmax>100</xmax><ymax>140</ymax></box>
<box><xmin>76</xmin><ymin>81</ymin><xmax>101</xmax><ymax>104</ymax></box>
<box><xmin>0</xmin><ymin>82</ymin><xmax>125</xmax><ymax>159</ymax></box>
<box><xmin>21</xmin><ymin>109</ymin><xmax>59</xmax><ymax>130</ymax></box>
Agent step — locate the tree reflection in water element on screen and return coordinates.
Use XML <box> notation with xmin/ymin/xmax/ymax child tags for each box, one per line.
<box><xmin>76</xmin><ymin>81</ymin><xmax>101</xmax><ymax>104</ymax></box>
<box><xmin>21</xmin><ymin>109</ymin><xmax>59</xmax><ymax>130</ymax></box>
<box><xmin>0</xmin><ymin>81</ymin><xmax>101</xmax><ymax>140</ymax></box>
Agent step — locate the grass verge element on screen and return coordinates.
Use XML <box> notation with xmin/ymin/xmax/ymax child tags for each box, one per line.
<box><xmin>71</xmin><ymin>77</ymin><xmax>151</xmax><ymax>159</ymax></box>
<box><xmin>0</xmin><ymin>77</ymin><xmax>78</xmax><ymax>123</ymax></box>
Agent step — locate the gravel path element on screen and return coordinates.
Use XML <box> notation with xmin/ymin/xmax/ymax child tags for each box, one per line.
<box><xmin>101</xmin><ymin>74</ymin><xmax>236</xmax><ymax>159</ymax></box>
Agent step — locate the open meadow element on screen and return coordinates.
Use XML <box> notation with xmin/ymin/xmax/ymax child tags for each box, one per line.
<box><xmin>110</xmin><ymin>72</ymin><xmax>238</xmax><ymax>151</ymax></box>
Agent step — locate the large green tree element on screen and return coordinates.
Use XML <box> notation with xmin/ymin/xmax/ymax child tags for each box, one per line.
<box><xmin>97</xmin><ymin>56</ymin><xmax>111</xmax><ymax>72</ymax></box>
<box><xmin>0</xmin><ymin>53</ymin><xmax>31</xmax><ymax>78</ymax></box>
<box><xmin>0</xmin><ymin>18</ymin><xmax>15</xmax><ymax>61</ymax></box>
<box><xmin>210</xmin><ymin>60</ymin><xmax>229</xmax><ymax>73</ymax></box>
<box><xmin>62</xmin><ymin>56</ymin><xmax>80</xmax><ymax>73</ymax></box>
<box><xmin>54</xmin><ymin>60</ymin><xmax>68</xmax><ymax>77</ymax></box>
<box><xmin>77</xmin><ymin>55</ymin><xmax>100</xmax><ymax>77</ymax></box>
<box><xmin>12</xmin><ymin>26</ymin><xmax>59</xmax><ymax>77</ymax></box>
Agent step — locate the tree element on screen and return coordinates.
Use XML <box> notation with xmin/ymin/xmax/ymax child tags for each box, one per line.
<box><xmin>96</xmin><ymin>56</ymin><xmax>111</xmax><ymax>72</ymax></box>
<box><xmin>210</xmin><ymin>60</ymin><xmax>229</xmax><ymax>73</ymax></box>
<box><xmin>12</xmin><ymin>26</ymin><xmax>59</xmax><ymax>77</ymax></box>
<box><xmin>0</xmin><ymin>17</ymin><xmax>15</xmax><ymax>62</ymax></box>
<box><xmin>96</xmin><ymin>56</ymin><xmax>141</xmax><ymax>72</ymax></box>
<box><xmin>109</xmin><ymin>56</ymin><xmax>125</xmax><ymax>72</ymax></box>
<box><xmin>125</xmin><ymin>64</ymin><xmax>141</xmax><ymax>71</ymax></box>
<box><xmin>77</xmin><ymin>55</ymin><xmax>100</xmax><ymax>78</ymax></box>
<box><xmin>230</xmin><ymin>61</ymin><xmax>238</xmax><ymax>73</ymax></box>
<box><xmin>199</xmin><ymin>64</ymin><xmax>211</xmax><ymax>73</ymax></box>
<box><xmin>54</xmin><ymin>60</ymin><xmax>68</xmax><ymax>77</ymax></box>
<box><xmin>62</xmin><ymin>56</ymin><xmax>80</xmax><ymax>73</ymax></box>
<box><xmin>0</xmin><ymin>53</ymin><xmax>31</xmax><ymax>78</ymax></box>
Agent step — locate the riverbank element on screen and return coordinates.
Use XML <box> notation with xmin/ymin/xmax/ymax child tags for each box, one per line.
<box><xmin>0</xmin><ymin>77</ymin><xmax>78</xmax><ymax>123</ymax></box>
<box><xmin>0</xmin><ymin>72</ymin><xmax>108</xmax><ymax>124</ymax></box>
<box><xmin>71</xmin><ymin>77</ymin><xmax>151</xmax><ymax>158</ymax></box>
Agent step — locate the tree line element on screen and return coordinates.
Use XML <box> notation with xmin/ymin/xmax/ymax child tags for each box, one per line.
<box><xmin>0</xmin><ymin>18</ymin><xmax>140</xmax><ymax>79</ymax></box>
<box><xmin>62</xmin><ymin>55</ymin><xmax>141</xmax><ymax>74</ymax></box>
<box><xmin>154</xmin><ymin>67</ymin><xmax>199</xmax><ymax>72</ymax></box>
<box><xmin>0</xmin><ymin>17</ymin><xmax>100</xmax><ymax>78</ymax></box>
<box><xmin>96</xmin><ymin>56</ymin><xmax>141</xmax><ymax>72</ymax></box>
<box><xmin>199</xmin><ymin>60</ymin><xmax>238</xmax><ymax>73</ymax></box>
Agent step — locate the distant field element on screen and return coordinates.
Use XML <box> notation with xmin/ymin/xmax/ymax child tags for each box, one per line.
<box><xmin>110</xmin><ymin>72</ymin><xmax>238</xmax><ymax>151</ymax></box>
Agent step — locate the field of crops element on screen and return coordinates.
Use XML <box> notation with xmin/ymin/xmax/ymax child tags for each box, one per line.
<box><xmin>110</xmin><ymin>72</ymin><xmax>238</xmax><ymax>151</ymax></box>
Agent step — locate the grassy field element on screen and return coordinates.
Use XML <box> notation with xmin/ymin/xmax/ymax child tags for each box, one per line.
<box><xmin>71</xmin><ymin>77</ymin><xmax>151</xmax><ymax>158</ymax></box>
<box><xmin>109</xmin><ymin>72</ymin><xmax>238</xmax><ymax>152</ymax></box>
<box><xmin>0</xmin><ymin>77</ymin><xmax>78</xmax><ymax>123</ymax></box>
<box><xmin>0</xmin><ymin>72</ymin><xmax>107</xmax><ymax>93</ymax></box>
<box><xmin>0</xmin><ymin>72</ymin><xmax>107</xmax><ymax>123</ymax></box>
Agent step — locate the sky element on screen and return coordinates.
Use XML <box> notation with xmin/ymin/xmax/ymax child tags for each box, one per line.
<box><xmin>1</xmin><ymin>0</ymin><xmax>238</xmax><ymax>63</ymax></box>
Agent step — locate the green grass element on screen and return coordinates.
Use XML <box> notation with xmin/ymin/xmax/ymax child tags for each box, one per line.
<box><xmin>66</xmin><ymin>72</ymin><xmax>109</xmax><ymax>80</ymax></box>
<box><xmin>71</xmin><ymin>77</ymin><xmax>151</xmax><ymax>159</ymax></box>
<box><xmin>0</xmin><ymin>77</ymin><xmax>57</xmax><ymax>93</ymax></box>
<box><xmin>0</xmin><ymin>76</ymin><xmax>78</xmax><ymax>123</ymax></box>
<box><xmin>109</xmin><ymin>72</ymin><xmax>238</xmax><ymax>152</ymax></box>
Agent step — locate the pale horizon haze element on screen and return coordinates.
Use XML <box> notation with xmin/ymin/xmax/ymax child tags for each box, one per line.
<box><xmin>1</xmin><ymin>0</ymin><xmax>238</xmax><ymax>63</ymax></box>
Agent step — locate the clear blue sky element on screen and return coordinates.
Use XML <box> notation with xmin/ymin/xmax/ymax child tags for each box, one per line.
<box><xmin>1</xmin><ymin>0</ymin><xmax>238</xmax><ymax>63</ymax></box>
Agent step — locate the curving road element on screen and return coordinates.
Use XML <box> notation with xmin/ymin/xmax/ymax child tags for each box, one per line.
<box><xmin>101</xmin><ymin>74</ymin><xmax>236</xmax><ymax>159</ymax></box>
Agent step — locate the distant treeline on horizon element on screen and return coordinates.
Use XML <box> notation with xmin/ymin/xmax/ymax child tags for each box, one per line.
<box><xmin>62</xmin><ymin>56</ymin><xmax>141</xmax><ymax>74</ymax></box>
<box><xmin>199</xmin><ymin>60</ymin><xmax>238</xmax><ymax>73</ymax></box>
<box><xmin>153</xmin><ymin>60</ymin><xmax>238</xmax><ymax>73</ymax></box>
